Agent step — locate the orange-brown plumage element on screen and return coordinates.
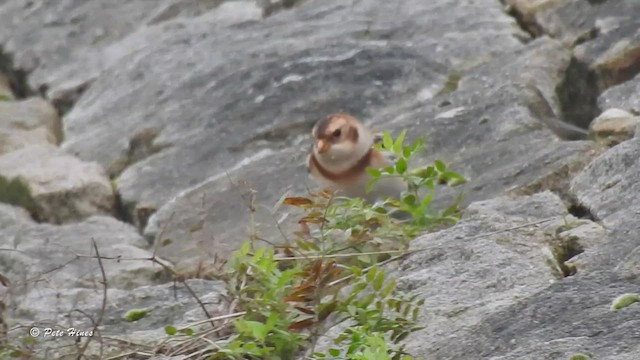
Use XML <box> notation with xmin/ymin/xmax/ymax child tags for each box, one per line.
<box><xmin>306</xmin><ymin>113</ymin><xmax>405</xmax><ymax>203</ymax></box>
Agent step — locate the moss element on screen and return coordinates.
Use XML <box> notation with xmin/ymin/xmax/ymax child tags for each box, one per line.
<box><xmin>438</xmin><ymin>71</ymin><xmax>462</xmax><ymax>95</ymax></box>
<box><xmin>122</xmin><ymin>308</ymin><xmax>150</xmax><ymax>322</ymax></box>
<box><xmin>0</xmin><ymin>176</ymin><xmax>37</xmax><ymax>215</ymax></box>
<box><xmin>0</xmin><ymin>94</ymin><xmax>12</xmax><ymax>101</ymax></box>
<box><xmin>610</xmin><ymin>293</ymin><xmax>640</xmax><ymax>310</ymax></box>
<box><xmin>568</xmin><ymin>353</ymin><xmax>590</xmax><ymax>360</ymax></box>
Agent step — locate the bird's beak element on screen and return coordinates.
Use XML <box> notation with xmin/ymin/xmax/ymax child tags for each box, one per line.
<box><xmin>316</xmin><ymin>140</ymin><xmax>330</xmax><ymax>154</ymax></box>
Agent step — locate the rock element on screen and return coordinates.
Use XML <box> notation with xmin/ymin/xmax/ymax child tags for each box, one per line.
<box><xmin>144</xmin><ymin>35</ymin><xmax>600</xmax><ymax>265</ymax></box>
<box><xmin>0</xmin><ymin>204</ymin><xmax>170</xmax><ymax>322</ymax></box>
<box><xmin>516</xmin><ymin>0</ymin><xmax>640</xmax><ymax>129</ymax></box>
<box><xmin>0</xmin><ymin>0</ymin><xmax>638</xmax><ymax>358</ymax></box>
<box><xmin>598</xmin><ymin>72</ymin><xmax>640</xmax><ymax>115</ymax></box>
<box><xmin>570</xmin><ymin>136</ymin><xmax>640</xmax><ymax>269</ymax></box>
<box><xmin>504</xmin><ymin>0</ymin><xmax>564</xmax><ymax>37</ymax></box>
<box><xmin>144</xmin><ymin>147</ymin><xmax>309</xmax><ymax>264</ymax></box>
<box><xmin>0</xmin><ymin>204</ymin><xmax>198</xmax><ymax>357</ymax></box>
<box><xmin>102</xmin><ymin>279</ymin><xmax>226</xmax><ymax>341</ymax></box>
<box><xmin>394</xmin><ymin>192</ymin><xmax>640</xmax><ymax>359</ymax></box>
<box><xmin>380</xmin><ymin>37</ymin><xmax>595</xmax><ymax>206</ymax></box>
<box><xmin>0</xmin><ymin>1</ymin><xmax>266</xmax><ymax>109</ymax></box>
<box><xmin>0</xmin><ymin>97</ymin><xmax>61</xmax><ymax>154</ymax></box>
<box><xmin>58</xmin><ymin>0</ymin><xmax>525</xmax><ymax>231</ymax></box>
<box><xmin>0</xmin><ymin>144</ymin><xmax>114</xmax><ymax>223</ymax></box>
<box><xmin>590</xmin><ymin>108</ymin><xmax>640</xmax><ymax>146</ymax></box>
<box><xmin>0</xmin><ymin>0</ymin><xmax>162</xmax><ymax>100</ymax></box>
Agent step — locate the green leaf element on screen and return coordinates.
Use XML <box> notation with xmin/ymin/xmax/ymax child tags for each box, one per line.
<box><xmin>402</xmin><ymin>193</ymin><xmax>417</xmax><ymax>207</ymax></box>
<box><xmin>367</xmin><ymin>167</ymin><xmax>381</xmax><ymax>178</ymax></box>
<box><xmin>395</xmin><ymin>158</ymin><xmax>407</xmax><ymax>174</ymax></box>
<box><xmin>610</xmin><ymin>293</ymin><xmax>640</xmax><ymax>310</ymax></box>
<box><xmin>351</xmin><ymin>266</ymin><xmax>363</xmax><ymax>276</ymax></box>
<box><xmin>329</xmin><ymin>348</ymin><xmax>341</xmax><ymax>356</ymax></box>
<box><xmin>411</xmin><ymin>136</ymin><xmax>425</xmax><ymax>151</ymax></box>
<box><xmin>567</xmin><ymin>354</ymin><xmax>591</xmax><ymax>360</ymax></box>
<box><xmin>365</xmin><ymin>178</ymin><xmax>377</xmax><ymax>193</ymax></box>
<box><xmin>420</xmin><ymin>192</ymin><xmax>433</xmax><ymax>206</ymax></box>
<box><xmin>359</xmin><ymin>293</ymin><xmax>376</xmax><ymax>308</ymax></box>
<box><xmin>352</xmin><ymin>282</ymin><xmax>368</xmax><ymax>295</ymax></box>
<box><xmin>403</xmin><ymin>145</ymin><xmax>412</xmax><ymax>158</ymax></box>
<box><xmin>366</xmin><ymin>265</ymin><xmax>379</xmax><ymax>282</ymax></box>
<box><xmin>393</xmin><ymin>129</ymin><xmax>407</xmax><ymax>154</ymax></box>
<box><xmin>373</xmin><ymin>270</ymin><xmax>385</xmax><ymax>291</ymax></box>
<box><xmin>239</xmin><ymin>241</ymin><xmax>251</xmax><ymax>255</ymax></box>
<box><xmin>180</xmin><ymin>328</ymin><xmax>194</xmax><ymax>336</ymax></box>
<box><xmin>265</xmin><ymin>311</ymin><xmax>279</xmax><ymax>331</ymax></box>
<box><xmin>412</xmin><ymin>307</ymin><xmax>420</xmax><ymax>320</ymax></box>
<box><xmin>381</xmin><ymin>278</ymin><xmax>396</xmax><ymax>298</ymax></box>
<box><xmin>245</xmin><ymin>321</ymin><xmax>268</xmax><ymax>341</ymax></box>
<box><xmin>122</xmin><ymin>308</ymin><xmax>150</xmax><ymax>322</ymax></box>
<box><xmin>164</xmin><ymin>325</ymin><xmax>177</xmax><ymax>336</ymax></box>
<box><xmin>434</xmin><ymin>159</ymin><xmax>446</xmax><ymax>172</ymax></box>
<box><xmin>382</xmin><ymin>131</ymin><xmax>394</xmax><ymax>150</ymax></box>
<box><xmin>383</xmin><ymin>165</ymin><xmax>395</xmax><ymax>174</ymax></box>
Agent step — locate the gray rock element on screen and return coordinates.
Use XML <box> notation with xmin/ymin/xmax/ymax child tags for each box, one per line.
<box><xmin>395</xmin><ymin>192</ymin><xmax>640</xmax><ymax>359</ymax></box>
<box><xmin>599</xmin><ymin>73</ymin><xmax>640</xmax><ymax>115</ymax></box>
<box><xmin>1</xmin><ymin>0</ymin><xmax>639</xmax><ymax>358</ymax></box>
<box><xmin>520</xmin><ymin>0</ymin><xmax>640</xmax><ymax>128</ymax></box>
<box><xmin>60</xmin><ymin>0</ymin><xmax>523</xmax><ymax>229</ymax></box>
<box><xmin>0</xmin><ymin>0</ymin><xmax>162</xmax><ymax>100</ymax></box>
<box><xmin>146</xmin><ymin>35</ymin><xmax>597</xmax><ymax>266</ymax></box>
<box><xmin>0</xmin><ymin>97</ymin><xmax>61</xmax><ymax>154</ymax></box>
<box><xmin>590</xmin><ymin>108</ymin><xmax>640</xmax><ymax>146</ymax></box>
<box><xmin>0</xmin><ymin>0</ymin><xmax>267</xmax><ymax>107</ymax></box>
<box><xmin>381</xmin><ymin>37</ymin><xmax>596</xmax><ymax>204</ymax></box>
<box><xmin>570</xmin><ymin>136</ymin><xmax>640</xmax><ymax>270</ymax></box>
<box><xmin>0</xmin><ymin>204</ymin><xmax>171</xmax><ymax>326</ymax></box>
<box><xmin>103</xmin><ymin>279</ymin><xmax>226</xmax><ymax>339</ymax></box>
<box><xmin>0</xmin><ymin>144</ymin><xmax>114</xmax><ymax>223</ymax></box>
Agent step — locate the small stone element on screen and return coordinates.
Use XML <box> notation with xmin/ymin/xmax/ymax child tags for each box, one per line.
<box><xmin>589</xmin><ymin>108</ymin><xmax>640</xmax><ymax>146</ymax></box>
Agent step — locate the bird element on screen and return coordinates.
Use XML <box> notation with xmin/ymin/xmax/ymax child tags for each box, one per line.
<box><xmin>306</xmin><ymin>113</ymin><xmax>406</xmax><ymax>205</ymax></box>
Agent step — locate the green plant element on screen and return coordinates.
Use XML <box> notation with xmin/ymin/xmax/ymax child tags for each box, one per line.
<box><xmin>367</xmin><ymin>130</ymin><xmax>465</xmax><ymax>230</ymax></box>
<box><xmin>123</xmin><ymin>308</ymin><xmax>151</xmax><ymax>322</ymax></box>
<box><xmin>610</xmin><ymin>293</ymin><xmax>640</xmax><ymax>310</ymax></box>
<box><xmin>161</xmin><ymin>130</ymin><xmax>465</xmax><ymax>359</ymax></box>
<box><xmin>311</xmin><ymin>265</ymin><xmax>425</xmax><ymax>360</ymax></box>
<box><xmin>567</xmin><ymin>353</ymin><xmax>590</xmax><ymax>360</ymax></box>
<box><xmin>0</xmin><ymin>176</ymin><xmax>37</xmax><ymax>216</ymax></box>
<box><xmin>213</xmin><ymin>244</ymin><xmax>306</xmax><ymax>359</ymax></box>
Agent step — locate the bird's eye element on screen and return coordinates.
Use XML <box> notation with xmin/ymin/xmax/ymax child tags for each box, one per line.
<box><xmin>332</xmin><ymin>129</ymin><xmax>342</xmax><ymax>137</ymax></box>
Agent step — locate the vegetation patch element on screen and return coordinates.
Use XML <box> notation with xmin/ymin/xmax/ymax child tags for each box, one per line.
<box><xmin>0</xmin><ymin>176</ymin><xmax>38</xmax><ymax>217</ymax></box>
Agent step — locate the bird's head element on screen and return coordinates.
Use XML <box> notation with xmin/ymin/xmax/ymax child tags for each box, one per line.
<box><xmin>311</xmin><ymin>113</ymin><xmax>373</xmax><ymax>164</ymax></box>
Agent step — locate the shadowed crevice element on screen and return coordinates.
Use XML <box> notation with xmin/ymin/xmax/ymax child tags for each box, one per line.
<box><xmin>0</xmin><ymin>46</ymin><xmax>35</xmax><ymax>99</ymax></box>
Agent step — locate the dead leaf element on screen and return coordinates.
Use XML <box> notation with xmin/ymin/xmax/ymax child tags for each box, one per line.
<box><xmin>283</xmin><ymin>197</ymin><xmax>314</xmax><ymax>207</ymax></box>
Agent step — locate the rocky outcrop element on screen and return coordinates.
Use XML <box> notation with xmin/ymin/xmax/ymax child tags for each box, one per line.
<box><xmin>0</xmin><ymin>97</ymin><xmax>61</xmax><ymax>154</ymax></box>
<box><xmin>0</xmin><ymin>144</ymin><xmax>114</xmax><ymax>223</ymax></box>
<box><xmin>0</xmin><ymin>0</ymin><xmax>638</xmax><ymax>358</ymax></box>
<box><xmin>0</xmin><ymin>203</ymin><xmax>170</xmax><ymax>324</ymax></box>
<box><xmin>398</xmin><ymin>189</ymin><xmax>640</xmax><ymax>359</ymax></box>
<box><xmin>590</xmin><ymin>108</ymin><xmax>640</xmax><ymax>146</ymax></box>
